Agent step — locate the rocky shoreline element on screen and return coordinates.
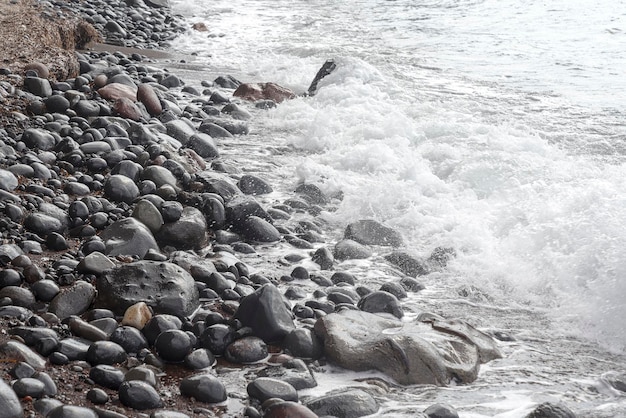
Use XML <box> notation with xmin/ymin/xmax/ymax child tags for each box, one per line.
<box><xmin>0</xmin><ymin>1</ymin><xmax>597</xmax><ymax>417</ymax></box>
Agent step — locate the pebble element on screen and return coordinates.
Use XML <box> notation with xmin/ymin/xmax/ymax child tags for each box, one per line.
<box><xmin>87</xmin><ymin>387</ymin><xmax>110</xmax><ymax>404</ymax></box>
<box><xmin>224</xmin><ymin>336</ymin><xmax>268</xmax><ymax>364</ymax></box>
<box><xmin>12</xmin><ymin>377</ymin><xmax>46</xmax><ymax>398</ymax></box>
<box><xmin>246</xmin><ymin>377</ymin><xmax>298</xmax><ymax>403</ymax></box>
<box><xmin>179</xmin><ymin>374</ymin><xmax>227</xmax><ymax>403</ymax></box>
<box><xmin>86</xmin><ymin>340</ymin><xmax>128</xmax><ymax>365</ymax></box>
<box><xmin>90</xmin><ymin>365</ymin><xmax>125</xmax><ymax>390</ymax></box>
<box><xmin>119</xmin><ymin>380</ymin><xmax>163</xmax><ymax>410</ymax></box>
<box><xmin>121</xmin><ymin>301</ymin><xmax>153</xmax><ymax>329</ymax></box>
<box><xmin>47</xmin><ymin>405</ymin><xmax>99</xmax><ymax>418</ymax></box>
<box><xmin>108</xmin><ymin>326</ymin><xmax>149</xmax><ymax>354</ymax></box>
<box><xmin>154</xmin><ymin>329</ymin><xmax>193</xmax><ymax>362</ymax></box>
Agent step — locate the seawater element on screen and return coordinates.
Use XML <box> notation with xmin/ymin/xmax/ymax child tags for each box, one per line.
<box><xmin>167</xmin><ymin>0</ymin><xmax>626</xmax><ymax>415</ymax></box>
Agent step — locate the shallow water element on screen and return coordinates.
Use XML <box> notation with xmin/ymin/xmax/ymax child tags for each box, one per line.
<box><xmin>166</xmin><ymin>0</ymin><xmax>626</xmax><ymax>415</ymax></box>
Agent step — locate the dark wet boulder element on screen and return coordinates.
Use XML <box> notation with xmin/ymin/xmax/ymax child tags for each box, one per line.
<box><xmin>155</xmin><ymin>330</ymin><xmax>194</xmax><ymax>363</ymax></box>
<box><xmin>225</xmin><ymin>195</ymin><xmax>272</xmax><ymax>224</ymax></box>
<box><xmin>234</xmin><ymin>283</ymin><xmax>295</xmax><ymax>343</ymax></box>
<box><xmin>100</xmin><ymin>218</ymin><xmax>159</xmax><ymax>259</ymax></box>
<box><xmin>237</xmin><ymin>216</ymin><xmax>281</xmax><ymax>243</ymax></box>
<box><xmin>424</xmin><ymin>403</ymin><xmax>460</xmax><ymax>418</ymax></box>
<box><xmin>96</xmin><ymin>261</ymin><xmax>199</xmax><ymax>318</ymax></box>
<box><xmin>247</xmin><ymin>377</ymin><xmax>298</xmax><ymax>403</ymax></box>
<box><xmin>258</xmin><ymin>358</ymin><xmax>317</xmax><ymax>390</ymax></box>
<box><xmin>357</xmin><ymin>290</ymin><xmax>404</xmax><ymax>319</ymax></box>
<box><xmin>283</xmin><ymin>328</ymin><xmax>323</xmax><ymax>360</ymax></box>
<box><xmin>384</xmin><ymin>251</ymin><xmax>429</xmax><ymax>276</ymax></box>
<box><xmin>525</xmin><ymin>402</ymin><xmax>577</xmax><ymax>418</ymax></box>
<box><xmin>224</xmin><ymin>336</ymin><xmax>268</xmax><ymax>364</ymax></box>
<box><xmin>305</xmin><ymin>389</ymin><xmax>378</xmax><ymax>418</ymax></box>
<box><xmin>314</xmin><ymin>309</ymin><xmax>490</xmax><ymax>385</ymax></box>
<box><xmin>195</xmin><ymin>171</ymin><xmax>241</xmax><ymax>201</ymax></box>
<box><xmin>334</xmin><ymin>239</ymin><xmax>372</xmax><ymax>260</ymax></box>
<box><xmin>186</xmin><ymin>133</ymin><xmax>219</xmax><ymax>159</ymax></box>
<box><xmin>308</xmin><ymin>59</ymin><xmax>337</xmax><ymax>96</ymax></box>
<box><xmin>237</xmin><ymin>174</ymin><xmax>273</xmax><ymax>195</ymax></box>
<box><xmin>156</xmin><ymin>207</ymin><xmax>207</xmax><ymax>250</ymax></box>
<box><xmin>345</xmin><ymin>219</ymin><xmax>403</xmax><ymax>247</ymax></box>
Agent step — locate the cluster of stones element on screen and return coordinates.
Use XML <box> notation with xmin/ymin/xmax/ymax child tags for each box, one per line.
<box><xmin>49</xmin><ymin>0</ymin><xmax>187</xmax><ymax>49</ymax></box>
<box><xmin>0</xmin><ymin>1</ymin><xmax>590</xmax><ymax>418</ymax></box>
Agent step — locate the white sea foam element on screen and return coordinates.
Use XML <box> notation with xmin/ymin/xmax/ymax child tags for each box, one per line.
<box><xmin>169</xmin><ymin>0</ymin><xmax>626</xmax><ymax>414</ymax></box>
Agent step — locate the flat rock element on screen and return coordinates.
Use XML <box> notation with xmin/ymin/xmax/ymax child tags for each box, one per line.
<box><xmin>314</xmin><ymin>309</ymin><xmax>489</xmax><ymax>385</ymax></box>
<box><xmin>305</xmin><ymin>389</ymin><xmax>379</xmax><ymax>418</ymax></box>
<box><xmin>96</xmin><ymin>261</ymin><xmax>199</xmax><ymax>318</ymax></box>
<box><xmin>48</xmin><ymin>281</ymin><xmax>96</xmax><ymax>320</ymax></box>
<box><xmin>0</xmin><ymin>340</ymin><xmax>46</xmax><ymax>370</ymax></box>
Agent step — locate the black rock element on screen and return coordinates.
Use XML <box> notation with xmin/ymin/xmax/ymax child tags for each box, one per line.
<box><xmin>24</xmin><ymin>213</ymin><xmax>64</xmax><ymax>236</ymax></box>
<box><xmin>156</xmin><ymin>207</ymin><xmax>207</xmax><ymax>250</ymax></box>
<box><xmin>238</xmin><ymin>216</ymin><xmax>281</xmax><ymax>243</ymax></box>
<box><xmin>238</xmin><ymin>174</ymin><xmax>273</xmax><ymax>195</ymax></box>
<box><xmin>104</xmin><ymin>174</ymin><xmax>140</xmax><ymax>204</ymax></box>
<box><xmin>44</xmin><ymin>95</ymin><xmax>70</xmax><ymax>113</ymax></box>
<box><xmin>186</xmin><ymin>133</ymin><xmax>219</xmax><ymax>159</ymax></box>
<box><xmin>330</xmin><ymin>271</ymin><xmax>356</xmax><ymax>285</ymax></box>
<box><xmin>357</xmin><ymin>290</ymin><xmax>404</xmax><ymax>319</ymax></box>
<box><xmin>525</xmin><ymin>402</ymin><xmax>577</xmax><ymax>418</ymax></box>
<box><xmin>110</xmin><ymin>326</ymin><xmax>149</xmax><ymax>354</ymax></box>
<box><xmin>155</xmin><ymin>329</ymin><xmax>193</xmax><ymax>362</ymax></box>
<box><xmin>21</xmin><ymin>128</ymin><xmax>56</xmax><ymax>150</ymax></box>
<box><xmin>224</xmin><ymin>336</ymin><xmax>268</xmax><ymax>364</ymax></box>
<box><xmin>142</xmin><ymin>314</ymin><xmax>182</xmax><ymax>345</ymax></box>
<box><xmin>97</xmin><ymin>261</ymin><xmax>199</xmax><ymax>317</ymax></box>
<box><xmin>283</xmin><ymin>328</ymin><xmax>323</xmax><ymax>359</ymax></box>
<box><xmin>305</xmin><ymin>389</ymin><xmax>379</xmax><ymax>418</ymax></box>
<box><xmin>48</xmin><ymin>281</ymin><xmax>96</xmax><ymax>320</ymax></box>
<box><xmin>12</xmin><ymin>377</ymin><xmax>46</xmax><ymax>398</ymax></box>
<box><xmin>90</xmin><ymin>365</ymin><xmax>125</xmax><ymax>390</ymax></box>
<box><xmin>380</xmin><ymin>281</ymin><xmax>408</xmax><ymax>299</ymax></box>
<box><xmin>184</xmin><ymin>348</ymin><xmax>215</xmax><ymax>370</ymax></box>
<box><xmin>87</xmin><ymin>388</ymin><xmax>109</xmax><ymax>404</ymax></box>
<box><xmin>47</xmin><ymin>405</ymin><xmax>98</xmax><ymax>418</ymax></box>
<box><xmin>25</xmin><ymin>76</ymin><xmax>52</xmax><ymax>97</ymax></box>
<box><xmin>344</xmin><ymin>219</ymin><xmax>403</xmax><ymax>247</ymax></box>
<box><xmin>247</xmin><ymin>377</ymin><xmax>298</xmax><ymax>403</ymax></box>
<box><xmin>199</xmin><ymin>324</ymin><xmax>236</xmax><ymax>355</ymax></box>
<box><xmin>0</xmin><ymin>286</ymin><xmax>36</xmax><ymax>308</ymax></box>
<box><xmin>334</xmin><ymin>239</ymin><xmax>372</xmax><ymax>260</ymax></box>
<box><xmin>311</xmin><ymin>247</ymin><xmax>334</xmax><ymax>270</ymax></box>
<box><xmin>0</xmin><ymin>269</ymin><xmax>22</xmax><ymax>288</ymax></box>
<box><xmin>0</xmin><ymin>378</ymin><xmax>24</xmax><ymax>416</ymax></box>
<box><xmin>100</xmin><ymin>218</ymin><xmax>159</xmax><ymax>258</ymax></box>
<box><xmin>179</xmin><ymin>374</ymin><xmax>227</xmax><ymax>403</ymax></box>
<box><xmin>385</xmin><ymin>251</ymin><xmax>429</xmax><ymax>276</ymax></box>
<box><xmin>86</xmin><ymin>341</ymin><xmax>128</xmax><ymax>366</ymax></box>
<box><xmin>118</xmin><ymin>380</ymin><xmax>163</xmax><ymax>410</ymax></box>
<box><xmin>234</xmin><ymin>284</ymin><xmax>295</xmax><ymax>343</ymax></box>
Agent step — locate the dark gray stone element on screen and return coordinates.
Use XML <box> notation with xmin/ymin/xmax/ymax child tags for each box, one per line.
<box><xmin>224</xmin><ymin>336</ymin><xmax>268</xmax><ymax>364</ymax></box>
<box><xmin>86</xmin><ymin>341</ymin><xmax>128</xmax><ymax>365</ymax></box>
<box><xmin>100</xmin><ymin>218</ymin><xmax>159</xmax><ymax>258</ymax></box>
<box><xmin>525</xmin><ymin>402</ymin><xmax>577</xmax><ymax>418</ymax></box>
<box><xmin>358</xmin><ymin>290</ymin><xmax>404</xmax><ymax>319</ymax></box>
<box><xmin>0</xmin><ymin>169</ymin><xmax>18</xmax><ymax>191</ymax></box>
<box><xmin>238</xmin><ymin>216</ymin><xmax>281</xmax><ymax>243</ymax></box>
<box><xmin>238</xmin><ymin>174</ymin><xmax>273</xmax><ymax>195</ymax></box>
<box><xmin>385</xmin><ymin>251</ymin><xmax>429</xmax><ymax>276</ymax></box>
<box><xmin>156</xmin><ymin>207</ymin><xmax>207</xmax><ymax>250</ymax></box>
<box><xmin>184</xmin><ymin>349</ymin><xmax>215</xmax><ymax>370</ymax></box>
<box><xmin>90</xmin><ymin>364</ymin><xmax>125</xmax><ymax>390</ymax></box>
<box><xmin>96</xmin><ymin>261</ymin><xmax>199</xmax><ymax>317</ymax></box>
<box><xmin>104</xmin><ymin>174</ymin><xmax>140</xmax><ymax>204</ymax></box>
<box><xmin>47</xmin><ymin>405</ymin><xmax>98</xmax><ymax>418</ymax></box>
<box><xmin>345</xmin><ymin>219</ymin><xmax>403</xmax><ymax>247</ymax></box>
<box><xmin>305</xmin><ymin>389</ymin><xmax>378</xmax><ymax>418</ymax></box>
<box><xmin>12</xmin><ymin>377</ymin><xmax>45</xmax><ymax>398</ymax></box>
<box><xmin>155</xmin><ymin>330</ymin><xmax>193</xmax><ymax>363</ymax></box>
<box><xmin>48</xmin><ymin>281</ymin><xmax>96</xmax><ymax>320</ymax></box>
<box><xmin>25</xmin><ymin>76</ymin><xmax>52</xmax><ymax>97</ymax></box>
<box><xmin>179</xmin><ymin>374</ymin><xmax>227</xmax><ymax>403</ymax></box>
<box><xmin>119</xmin><ymin>380</ymin><xmax>163</xmax><ymax>410</ymax></box>
<box><xmin>186</xmin><ymin>133</ymin><xmax>220</xmax><ymax>159</ymax></box>
<box><xmin>0</xmin><ymin>378</ymin><xmax>23</xmax><ymax>417</ymax></box>
<box><xmin>247</xmin><ymin>377</ymin><xmax>298</xmax><ymax>403</ymax></box>
<box><xmin>283</xmin><ymin>328</ymin><xmax>323</xmax><ymax>359</ymax></box>
<box><xmin>110</xmin><ymin>326</ymin><xmax>149</xmax><ymax>354</ymax></box>
<box><xmin>424</xmin><ymin>403</ymin><xmax>460</xmax><ymax>418</ymax></box>
<box><xmin>21</xmin><ymin>128</ymin><xmax>56</xmax><ymax>150</ymax></box>
<box><xmin>24</xmin><ymin>213</ymin><xmax>64</xmax><ymax>235</ymax></box>
<box><xmin>234</xmin><ymin>283</ymin><xmax>295</xmax><ymax>343</ymax></box>
<box><xmin>334</xmin><ymin>239</ymin><xmax>372</xmax><ymax>260</ymax></box>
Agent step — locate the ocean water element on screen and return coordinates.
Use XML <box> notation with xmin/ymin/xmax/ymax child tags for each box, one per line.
<box><xmin>167</xmin><ymin>0</ymin><xmax>626</xmax><ymax>416</ymax></box>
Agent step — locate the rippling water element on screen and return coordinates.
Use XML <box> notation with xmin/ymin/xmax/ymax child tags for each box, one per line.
<box><xmin>167</xmin><ymin>0</ymin><xmax>626</xmax><ymax>415</ymax></box>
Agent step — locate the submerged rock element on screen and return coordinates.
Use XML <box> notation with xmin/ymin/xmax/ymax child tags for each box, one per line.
<box><xmin>344</xmin><ymin>219</ymin><xmax>403</xmax><ymax>247</ymax></box>
<box><xmin>305</xmin><ymin>389</ymin><xmax>378</xmax><ymax>418</ymax></box>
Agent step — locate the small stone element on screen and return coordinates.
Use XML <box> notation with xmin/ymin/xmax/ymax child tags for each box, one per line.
<box><xmin>48</xmin><ymin>406</ymin><xmax>98</xmax><ymax>418</ymax></box>
<box><xmin>334</xmin><ymin>239</ymin><xmax>372</xmax><ymax>260</ymax></box>
<box><xmin>179</xmin><ymin>374</ymin><xmax>227</xmax><ymax>403</ymax></box>
<box><xmin>247</xmin><ymin>377</ymin><xmax>298</xmax><ymax>403</ymax></box>
<box><xmin>87</xmin><ymin>387</ymin><xmax>109</xmax><ymax>404</ymax></box>
<box><xmin>48</xmin><ymin>281</ymin><xmax>96</xmax><ymax>320</ymax></box>
<box><xmin>77</xmin><ymin>252</ymin><xmax>116</xmax><ymax>275</ymax></box>
<box><xmin>305</xmin><ymin>389</ymin><xmax>379</xmax><ymax>418</ymax></box>
<box><xmin>122</xmin><ymin>302</ymin><xmax>153</xmax><ymax>329</ymax></box>
<box><xmin>109</xmin><ymin>326</ymin><xmax>149</xmax><ymax>354</ymax></box>
<box><xmin>357</xmin><ymin>290</ymin><xmax>404</xmax><ymax>319</ymax></box>
<box><xmin>104</xmin><ymin>174</ymin><xmax>140</xmax><ymax>204</ymax></box>
<box><xmin>155</xmin><ymin>329</ymin><xmax>193</xmax><ymax>363</ymax></box>
<box><xmin>86</xmin><ymin>341</ymin><xmax>128</xmax><ymax>366</ymax></box>
<box><xmin>90</xmin><ymin>365</ymin><xmax>125</xmax><ymax>390</ymax></box>
<box><xmin>263</xmin><ymin>401</ymin><xmax>317</xmax><ymax>418</ymax></box>
<box><xmin>12</xmin><ymin>377</ymin><xmax>45</xmax><ymax>398</ymax></box>
<box><xmin>137</xmin><ymin>83</ymin><xmax>162</xmax><ymax>116</ymax></box>
<box><xmin>119</xmin><ymin>380</ymin><xmax>163</xmax><ymax>410</ymax></box>
<box><xmin>184</xmin><ymin>349</ymin><xmax>215</xmax><ymax>370</ymax></box>
<box><xmin>224</xmin><ymin>336</ymin><xmax>268</xmax><ymax>364</ymax></box>
<box><xmin>0</xmin><ymin>169</ymin><xmax>18</xmax><ymax>191</ymax></box>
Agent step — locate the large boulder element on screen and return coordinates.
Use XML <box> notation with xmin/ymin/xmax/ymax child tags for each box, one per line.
<box><xmin>100</xmin><ymin>218</ymin><xmax>159</xmax><ymax>259</ymax></box>
<box><xmin>314</xmin><ymin>310</ymin><xmax>498</xmax><ymax>385</ymax></box>
<box><xmin>156</xmin><ymin>207</ymin><xmax>207</xmax><ymax>250</ymax></box>
<box><xmin>96</xmin><ymin>261</ymin><xmax>199</xmax><ymax>318</ymax></box>
<box><xmin>234</xmin><ymin>284</ymin><xmax>295</xmax><ymax>343</ymax></box>
<box><xmin>344</xmin><ymin>219</ymin><xmax>403</xmax><ymax>247</ymax></box>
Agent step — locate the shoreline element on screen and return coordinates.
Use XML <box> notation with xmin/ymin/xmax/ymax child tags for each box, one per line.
<box><xmin>0</xmin><ymin>1</ymin><xmax>621</xmax><ymax>417</ymax></box>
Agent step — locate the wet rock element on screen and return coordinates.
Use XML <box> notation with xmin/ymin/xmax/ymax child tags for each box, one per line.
<box><xmin>48</xmin><ymin>281</ymin><xmax>96</xmax><ymax>320</ymax></box>
<box><xmin>156</xmin><ymin>206</ymin><xmax>207</xmax><ymax>250</ymax></box>
<box><xmin>137</xmin><ymin>83</ymin><xmax>162</xmax><ymax>116</ymax></box>
<box><xmin>424</xmin><ymin>403</ymin><xmax>460</xmax><ymax>418</ymax></box>
<box><xmin>235</xmin><ymin>283</ymin><xmax>295</xmax><ymax>343</ymax></box>
<box><xmin>384</xmin><ymin>251</ymin><xmax>429</xmax><ymax>276</ymax></box>
<box><xmin>24</xmin><ymin>213</ymin><xmax>64</xmax><ymax>235</ymax></box>
<box><xmin>315</xmin><ymin>310</ymin><xmax>487</xmax><ymax>385</ymax></box>
<box><xmin>0</xmin><ymin>378</ymin><xmax>23</xmax><ymax>417</ymax></box>
<box><xmin>525</xmin><ymin>402</ymin><xmax>577</xmax><ymax>418</ymax></box>
<box><xmin>132</xmin><ymin>199</ymin><xmax>164</xmax><ymax>234</ymax></box>
<box><xmin>198</xmin><ymin>122</ymin><xmax>233</xmax><ymax>138</ymax></box>
<box><xmin>25</xmin><ymin>76</ymin><xmax>52</xmax><ymax>97</ymax></box>
<box><xmin>97</xmin><ymin>261</ymin><xmax>199</xmax><ymax>317</ymax></box>
<box><xmin>184</xmin><ymin>348</ymin><xmax>215</xmax><ymax>370</ymax></box>
<box><xmin>331</xmin><ymin>271</ymin><xmax>356</xmax><ymax>285</ymax></box>
<box><xmin>247</xmin><ymin>377</ymin><xmax>298</xmax><ymax>403</ymax></box>
<box><xmin>98</xmin><ymin>83</ymin><xmax>137</xmax><ymax>101</ymax></box>
<box><xmin>357</xmin><ymin>290</ymin><xmax>404</xmax><ymax>319</ymax></box>
<box><xmin>199</xmin><ymin>324</ymin><xmax>236</xmax><ymax>355</ymax></box>
<box><xmin>225</xmin><ymin>336</ymin><xmax>268</xmax><ymax>364</ymax></box>
<box><xmin>90</xmin><ymin>364</ymin><xmax>126</xmax><ymax>390</ymax></box>
<box><xmin>12</xmin><ymin>377</ymin><xmax>46</xmax><ymax>398</ymax></box>
<box><xmin>334</xmin><ymin>239</ymin><xmax>372</xmax><ymax>261</ymax></box>
<box><xmin>114</xmin><ymin>97</ymin><xmax>143</xmax><ymax>121</ymax></box>
<box><xmin>68</xmin><ymin>317</ymin><xmax>108</xmax><ymax>342</ymax></box>
<box><xmin>179</xmin><ymin>374</ymin><xmax>227</xmax><ymax>403</ymax></box>
<box><xmin>155</xmin><ymin>329</ymin><xmax>193</xmax><ymax>362</ymax></box>
<box><xmin>165</xmin><ymin>120</ymin><xmax>195</xmax><ymax>145</ymax></box>
<box><xmin>87</xmin><ymin>388</ymin><xmax>109</xmax><ymax>404</ymax></box>
<box><xmin>77</xmin><ymin>251</ymin><xmax>116</xmax><ymax>275</ymax></box>
<box><xmin>100</xmin><ymin>218</ymin><xmax>159</xmax><ymax>258</ymax></box>
<box><xmin>0</xmin><ymin>286</ymin><xmax>35</xmax><ymax>308</ymax></box>
<box><xmin>124</xmin><ymin>366</ymin><xmax>158</xmax><ymax>388</ymax></box>
<box><xmin>237</xmin><ymin>216</ymin><xmax>281</xmax><ymax>243</ymax></box>
<box><xmin>104</xmin><ymin>174</ymin><xmax>140</xmax><ymax>204</ymax></box>
<box><xmin>86</xmin><ymin>341</ymin><xmax>128</xmax><ymax>366</ymax></box>
<box><xmin>312</xmin><ymin>247</ymin><xmax>334</xmax><ymax>270</ymax></box>
<box><xmin>0</xmin><ymin>169</ymin><xmax>18</xmax><ymax>191</ymax></box>
<box><xmin>259</xmin><ymin>358</ymin><xmax>317</xmax><ymax>390</ymax></box>
<box><xmin>48</xmin><ymin>405</ymin><xmax>98</xmax><ymax>418</ymax></box>
<box><xmin>142</xmin><ymin>165</ymin><xmax>180</xmax><ymax>190</ymax></box>
<box><xmin>233</xmin><ymin>82</ymin><xmax>296</xmax><ymax>103</ymax></box>
<box><xmin>110</xmin><ymin>325</ymin><xmax>149</xmax><ymax>354</ymax></box>
<box><xmin>305</xmin><ymin>389</ymin><xmax>378</xmax><ymax>418</ymax></box>
<box><xmin>0</xmin><ymin>340</ymin><xmax>46</xmax><ymax>370</ymax></box>
<box><xmin>142</xmin><ymin>314</ymin><xmax>182</xmax><ymax>345</ymax></box>
<box><xmin>186</xmin><ymin>133</ymin><xmax>220</xmax><ymax>159</ymax></box>
<box><xmin>283</xmin><ymin>328</ymin><xmax>323</xmax><ymax>360</ymax></box>
<box><xmin>344</xmin><ymin>219</ymin><xmax>403</xmax><ymax>247</ymax></box>
<box><xmin>263</xmin><ymin>401</ymin><xmax>318</xmax><ymax>418</ymax></box>
<box><xmin>119</xmin><ymin>380</ymin><xmax>163</xmax><ymax>410</ymax></box>
<box><xmin>238</xmin><ymin>174</ymin><xmax>273</xmax><ymax>195</ymax></box>
<box><xmin>430</xmin><ymin>318</ymin><xmax>502</xmax><ymax>362</ymax></box>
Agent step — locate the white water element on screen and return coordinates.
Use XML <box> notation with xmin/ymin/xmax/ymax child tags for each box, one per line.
<box><xmin>167</xmin><ymin>0</ymin><xmax>626</xmax><ymax>416</ymax></box>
